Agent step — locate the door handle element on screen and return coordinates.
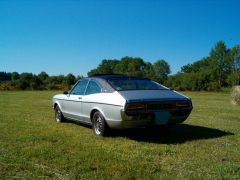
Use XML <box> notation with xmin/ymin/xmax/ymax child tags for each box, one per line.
<box><xmin>78</xmin><ymin>97</ymin><xmax>82</xmax><ymax>100</ymax></box>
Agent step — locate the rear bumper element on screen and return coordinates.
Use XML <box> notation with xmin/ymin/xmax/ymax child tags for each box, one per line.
<box><xmin>106</xmin><ymin>107</ymin><xmax>192</xmax><ymax>129</ymax></box>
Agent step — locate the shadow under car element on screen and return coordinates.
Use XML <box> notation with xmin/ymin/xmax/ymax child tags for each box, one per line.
<box><xmin>64</xmin><ymin>120</ymin><xmax>234</xmax><ymax>144</ymax></box>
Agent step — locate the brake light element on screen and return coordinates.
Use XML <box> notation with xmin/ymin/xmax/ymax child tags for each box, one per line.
<box><xmin>176</xmin><ymin>101</ymin><xmax>191</xmax><ymax>107</ymax></box>
<box><xmin>126</xmin><ymin>104</ymin><xmax>145</xmax><ymax>111</ymax></box>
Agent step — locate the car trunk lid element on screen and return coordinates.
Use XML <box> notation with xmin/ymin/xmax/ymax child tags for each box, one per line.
<box><xmin>118</xmin><ymin>89</ymin><xmax>189</xmax><ymax>103</ymax></box>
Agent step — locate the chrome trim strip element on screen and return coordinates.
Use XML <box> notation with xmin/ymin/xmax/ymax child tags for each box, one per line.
<box><xmin>65</xmin><ymin>116</ymin><xmax>92</xmax><ymax>125</ymax></box>
<box><xmin>53</xmin><ymin>98</ymin><xmax>124</xmax><ymax>107</ymax></box>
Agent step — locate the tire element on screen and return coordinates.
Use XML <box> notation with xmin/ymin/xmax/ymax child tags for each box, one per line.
<box><xmin>55</xmin><ymin>105</ymin><xmax>64</xmax><ymax>123</ymax></box>
<box><xmin>92</xmin><ymin>111</ymin><xmax>109</xmax><ymax>137</ymax></box>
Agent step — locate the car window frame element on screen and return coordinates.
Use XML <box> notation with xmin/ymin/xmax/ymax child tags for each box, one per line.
<box><xmin>84</xmin><ymin>79</ymin><xmax>102</xmax><ymax>95</ymax></box>
<box><xmin>69</xmin><ymin>79</ymin><xmax>90</xmax><ymax>95</ymax></box>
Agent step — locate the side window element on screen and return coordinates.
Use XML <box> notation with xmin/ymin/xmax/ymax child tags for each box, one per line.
<box><xmin>70</xmin><ymin>80</ymin><xmax>88</xmax><ymax>95</ymax></box>
<box><xmin>85</xmin><ymin>81</ymin><xmax>101</xmax><ymax>95</ymax></box>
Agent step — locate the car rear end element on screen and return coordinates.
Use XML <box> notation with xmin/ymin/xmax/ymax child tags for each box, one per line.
<box><xmin>122</xmin><ymin>99</ymin><xmax>192</xmax><ymax>127</ymax></box>
<box><xmin>94</xmin><ymin>75</ymin><xmax>193</xmax><ymax>129</ymax></box>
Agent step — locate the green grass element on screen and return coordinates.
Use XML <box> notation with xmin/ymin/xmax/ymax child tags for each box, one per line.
<box><xmin>0</xmin><ymin>91</ymin><xmax>240</xmax><ymax>179</ymax></box>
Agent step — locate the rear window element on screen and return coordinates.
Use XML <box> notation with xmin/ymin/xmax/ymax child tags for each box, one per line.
<box><xmin>108</xmin><ymin>78</ymin><xmax>166</xmax><ymax>91</ymax></box>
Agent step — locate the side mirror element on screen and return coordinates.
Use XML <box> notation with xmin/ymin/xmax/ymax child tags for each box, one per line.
<box><xmin>169</xmin><ymin>87</ymin><xmax>174</xmax><ymax>91</ymax></box>
<box><xmin>63</xmin><ymin>91</ymin><xmax>69</xmax><ymax>95</ymax></box>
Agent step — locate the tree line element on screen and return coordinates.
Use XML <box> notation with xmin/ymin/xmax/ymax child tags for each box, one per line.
<box><xmin>167</xmin><ymin>41</ymin><xmax>240</xmax><ymax>91</ymax></box>
<box><xmin>1</xmin><ymin>40</ymin><xmax>239</xmax><ymax>91</ymax></box>
<box><xmin>88</xmin><ymin>41</ymin><xmax>240</xmax><ymax>91</ymax></box>
<box><xmin>87</xmin><ymin>57</ymin><xmax>171</xmax><ymax>84</ymax></box>
<box><xmin>0</xmin><ymin>72</ymin><xmax>81</xmax><ymax>90</ymax></box>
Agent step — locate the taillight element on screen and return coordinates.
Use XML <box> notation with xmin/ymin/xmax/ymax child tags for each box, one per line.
<box><xmin>176</xmin><ymin>101</ymin><xmax>191</xmax><ymax>107</ymax></box>
<box><xmin>126</xmin><ymin>104</ymin><xmax>145</xmax><ymax>111</ymax></box>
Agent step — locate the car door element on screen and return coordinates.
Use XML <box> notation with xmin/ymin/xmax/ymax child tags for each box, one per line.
<box><xmin>81</xmin><ymin>80</ymin><xmax>102</xmax><ymax>123</ymax></box>
<box><xmin>63</xmin><ymin>79</ymin><xmax>89</xmax><ymax>121</ymax></box>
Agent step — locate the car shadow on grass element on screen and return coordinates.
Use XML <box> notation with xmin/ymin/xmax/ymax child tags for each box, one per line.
<box><xmin>109</xmin><ymin>124</ymin><xmax>234</xmax><ymax>144</ymax></box>
<box><xmin>64</xmin><ymin>121</ymin><xmax>234</xmax><ymax>144</ymax></box>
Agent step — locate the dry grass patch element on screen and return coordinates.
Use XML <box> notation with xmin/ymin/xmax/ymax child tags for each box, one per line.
<box><xmin>231</xmin><ymin>85</ymin><xmax>240</xmax><ymax>105</ymax></box>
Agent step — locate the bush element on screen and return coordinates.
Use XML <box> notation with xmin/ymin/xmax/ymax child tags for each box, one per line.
<box><xmin>231</xmin><ymin>86</ymin><xmax>240</xmax><ymax>105</ymax></box>
<box><xmin>0</xmin><ymin>82</ymin><xmax>19</xmax><ymax>90</ymax></box>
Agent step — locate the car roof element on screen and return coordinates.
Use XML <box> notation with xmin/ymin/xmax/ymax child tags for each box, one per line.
<box><xmin>89</xmin><ymin>74</ymin><xmax>128</xmax><ymax>79</ymax></box>
<box><xmin>89</xmin><ymin>74</ymin><xmax>149</xmax><ymax>80</ymax></box>
<box><xmin>79</xmin><ymin>74</ymin><xmax>151</xmax><ymax>93</ymax></box>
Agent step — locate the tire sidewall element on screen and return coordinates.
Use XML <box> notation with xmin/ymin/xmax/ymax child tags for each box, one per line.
<box><xmin>92</xmin><ymin>112</ymin><xmax>106</xmax><ymax>136</ymax></box>
<box><xmin>55</xmin><ymin>105</ymin><xmax>62</xmax><ymax>123</ymax></box>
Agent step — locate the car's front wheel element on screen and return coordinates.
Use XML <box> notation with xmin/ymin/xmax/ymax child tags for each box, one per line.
<box><xmin>92</xmin><ymin>111</ymin><xmax>109</xmax><ymax>136</ymax></box>
<box><xmin>55</xmin><ymin>105</ymin><xmax>64</xmax><ymax>123</ymax></box>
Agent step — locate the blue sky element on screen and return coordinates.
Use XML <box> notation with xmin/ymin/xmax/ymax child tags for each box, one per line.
<box><xmin>1</xmin><ymin>0</ymin><xmax>240</xmax><ymax>76</ymax></box>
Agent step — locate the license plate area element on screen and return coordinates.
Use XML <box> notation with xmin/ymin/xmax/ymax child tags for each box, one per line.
<box><xmin>154</xmin><ymin>111</ymin><xmax>169</xmax><ymax>125</ymax></box>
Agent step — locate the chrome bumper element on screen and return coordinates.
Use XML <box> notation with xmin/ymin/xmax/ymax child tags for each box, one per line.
<box><xmin>107</xmin><ymin>108</ymin><xmax>192</xmax><ymax>129</ymax></box>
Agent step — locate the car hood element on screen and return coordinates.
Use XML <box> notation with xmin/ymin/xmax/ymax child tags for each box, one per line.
<box><xmin>118</xmin><ymin>90</ymin><xmax>190</xmax><ymax>103</ymax></box>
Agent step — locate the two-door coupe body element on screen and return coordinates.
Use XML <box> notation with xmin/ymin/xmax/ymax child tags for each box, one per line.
<box><xmin>52</xmin><ymin>74</ymin><xmax>193</xmax><ymax>136</ymax></box>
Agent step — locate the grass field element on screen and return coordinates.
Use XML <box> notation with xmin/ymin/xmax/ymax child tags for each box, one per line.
<box><xmin>0</xmin><ymin>91</ymin><xmax>240</xmax><ymax>179</ymax></box>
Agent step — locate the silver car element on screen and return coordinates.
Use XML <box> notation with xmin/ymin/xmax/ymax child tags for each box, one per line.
<box><xmin>52</xmin><ymin>74</ymin><xmax>193</xmax><ymax>136</ymax></box>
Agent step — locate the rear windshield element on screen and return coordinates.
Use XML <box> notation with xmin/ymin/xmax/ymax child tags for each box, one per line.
<box><xmin>108</xmin><ymin>78</ymin><xmax>166</xmax><ymax>91</ymax></box>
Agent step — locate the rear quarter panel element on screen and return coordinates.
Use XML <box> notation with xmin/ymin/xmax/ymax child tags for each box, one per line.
<box><xmin>81</xmin><ymin>92</ymin><xmax>126</xmax><ymax>123</ymax></box>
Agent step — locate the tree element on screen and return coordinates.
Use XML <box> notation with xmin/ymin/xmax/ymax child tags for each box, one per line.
<box><xmin>76</xmin><ymin>75</ymin><xmax>83</xmax><ymax>81</ymax></box>
<box><xmin>11</xmin><ymin>72</ymin><xmax>20</xmax><ymax>81</ymax></box>
<box><xmin>38</xmin><ymin>71</ymin><xmax>49</xmax><ymax>81</ymax></box>
<box><xmin>65</xmin><ymin>73</ymin><xmax>76</xmax><ymax>87</ymax></box>
<box><xmin>228</xmin><ymin>45</ymin><xmax>240</xmax><ymax>85</ymax></box>
<box><xmin>30</xmin><ymin>75</ymin><xmax>44</xmax><ymax>90</ymax></box>
<box><xmin>114</xmin><ymin>57</ymin><xmax>146</xmax><ymax>77</ymax></box>
<box><xmin>17</xmin><ymin>73</ymin><xmax>33</xmax><ymax>90</ymax></box>
<box><xmin>87</xmin><ymin>69</ymin><xmax>99</xmax><ymax>77</ymax></box>
<box><xmin>181</xmin><ymin>64</ymin><xmax>193</xmax><ymax>73</ymax></box>
<box><xmin>181</xmin><ymin>57</ymin><xmax>211</xmax><ymax>73</ymax></box>
<box><xmin>87</xmin><ymin>59</ymin><xmax>119</xmax><ymax>76</ymax></box>
<box><xmin>209</xmin><ymin>41</ymin><xmax>231</xmax><ymax>87</ymax></box>
<box><xmin>0</xmin><ymin>72</ymin><xmax>11</xmax><ymax>82</ymax></box>
<box><xmin>153</xmin><ymin>59</ymin><xmax>171</xmax><ymax>83</ymax></box>
<box><xmin>144</xmin><ymin>62</ymin><xmax>155</xmax><ymax>80</ymax></box>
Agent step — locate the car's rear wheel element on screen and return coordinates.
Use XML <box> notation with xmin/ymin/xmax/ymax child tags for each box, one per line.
<box><xmin>55</xmin><ymin>105</ymin><xmax>64</xmax><ymax>123</ymax></box>
<box><xmin>92</xmin><ymin>111</ymin><xmax>109</xmax><ymax>136</ymax></box>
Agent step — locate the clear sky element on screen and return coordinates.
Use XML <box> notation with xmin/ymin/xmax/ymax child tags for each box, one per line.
<box><xmin>1</xmin><ymin>0</ymin><xmax>240</xmax><ymax>76</ymax></box>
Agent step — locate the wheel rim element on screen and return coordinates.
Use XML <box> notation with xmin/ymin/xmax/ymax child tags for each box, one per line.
<box><xmin>55</xmin><ymin>108</ymin><xmax>61</xmax><ymax>122</ymax></box>
<box><xmin>94</xmin><ymin>115</ymin><xmax>103</xmax><ymax>135</ymax></box>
